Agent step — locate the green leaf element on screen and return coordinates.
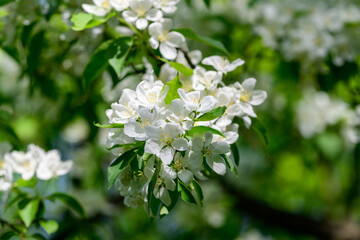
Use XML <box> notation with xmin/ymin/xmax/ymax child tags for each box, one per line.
<box><xmin>191</xmin><ymin>179</ymin><xmax>204</xmax><ymax>207</ymax></box>
<box><xmin>195</xmin><ymin>106</ymin><xmax>226</xmax><ymax>121</ymax></box>
<box><xmin>147</xmin><ymin>163</ymin><xmax>161</xmax><ymax>217</ymax></box>
<box><xmin>17</xmin><ymin>177</ymin><xmax>37</xmax><ymax>188</ymax></box>
<box><xmin>174</xmin><ymin>28</ymin><xmax>229</xmax><ymax>55</ymax></box>
<box><xmin>163</xmin><ymin>74</ymin><xmax>182</xmax><ymax>105</ymax></box>
<box><xmin>251</xmin><ymin>118</ymin><xmax>269</xmax><ymax>147</ymax></box>
<box><xmin>221</xmin><ymin>154</ymin><xmax>238</xmax><ymax>176</ymax></box>
<box><xmin>40</xmin><ymin>220</ymin><xmax>59</xmax><ymax>235</ymax></box>
<box><xmin>177</xmin><ymin>180</ymin><xmax>197</xmax><ymax>205</ymax></box>
<box><xmin>71</xmin><ymin>12</ymin><xmax>115</xmax><ymax>31</ymax></box>
<box><xmin>0</xmin><ymin>0</ymin><xmax>13</xmax><ymax>7</ymax></box>
<box><xmin>94</xmin><ymin>122</ymin><xmax>124</xmax><ymax>128</ymax></box>
<box><xmin>6</xmin><ymin>193</ymin><xmax>27</xmax><ymax>212</ymax></box>
<box><xmin>159</xmin><ymin>206</ymin><xmax>169</xmax><ymax>217</ymax></box>
<box><xmin>28</xmin><ymin>233</ymin><xmax>47</xmax><ymax>240</ymax></box>
<box><xmin>203</xmin><ymin>0</ymin><xmax>211</xmax><ymax>7</ymax></box>
<box><xmin>231</xmin><ymin>143</ymin><xmax>240</xmax><ymax>166</ymax></box>
<box><xmin>47</xmin><ymin>193</ymin><xmax>86</xmax><ymax>218</ymax></box>
<box><xmin>160</xmin><ymin>59</ymin><xmax>194</xmax><ymax>76</ymax></box>
<box><xmin>18</xmin><ymin>198</ymin><xmax>40</xmax><ymax>227</ymax></box>
<box><xmin>0</xmin><ymin>231</ymin><xmax>16</xmax><ymax>240</ymax></box>
<box><xmin>109</xmin><ymin>37</ymin><xmax>133</xmax><ymax>76</ymax></box>
<box><xmin>106</xmin><ymin>141</ymin><xmax>144</xmax><ymax>151</ymax></box>
<box><xmin>83</xmin><ymin>37</ymin><xmax>133</xmax><ymax>89</ymax></box>
<box><xmin>108</xmin><ymin>148</ymin><xmax>138</xmax><ymax>188</ymax></box>
<box><xmin>186</xmin><ymin>126</ymin><xmax>226</xmax><ymax>138</ymax></box>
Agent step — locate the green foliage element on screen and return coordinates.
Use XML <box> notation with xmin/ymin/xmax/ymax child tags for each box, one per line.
<box><xmin>195</xmin><ymin>107</ymin><xmax>227</xmax><ymax>121</ymax></box>
<box><xmin>250</xmin><ymin>118</ymin><xmax>269</xmax><ymax>147</ymax></box>
<box><xmin>178</xmin><ymin>180</ymin><xmax>197</xmax><ymax>205</ymax></box>
<box><xmin>0</xmin><ymin>231</ymin><xmax>16</xmax><ymax>240</ymax></box>
<box><xmin>18</xmin><ymin>198</ymin><xmax>40</xmax><ymax>227</ymax></box>
<box><xmin>160</xmin><ymin>58</ymin><xmax>194</xmax><ymax>76</ymax></box>
<box><xmin>83</xmin><ymin>37</ymin><xmax>133</xmax><ymax>89</ymax></box>
<box><xmin>221</xmin><ymin>154</ymin><xmax>238</xmax><ymax>176</ymax></box>
<box><xmin>147</xmin><ymin>163</ymin><xmax>161</xmax><ymax>217</ymax></box>
<box><xmin>191</xmin><ymin>179</ymin><xmax>204</xmax><ymax>207</ymax></box>
<box><xmin>163</xmin><ymin>74</ymin><xmax>182</xmax><ymax>104</ymax></box>
<box><xmin>174</xmin><ymin>28</ymin><xmax>229</xmax><ymax>55</ymax></box>
<box><xmin>94</xmin><ymin>122</ymin><xmax>124</xmax><ymax>128</ymax></box>
<box><xmin>40</xmin><ymin>220</ymin><xmax>59</xmax><ymax>235</ymax></box>
<box><xmin>71</xmin><ymin>12</ymin><xmax>115</xmax><ymax>31</ymax></box>
<box><xmin>186</xmin><ymin>126</ymin><xmax>226</xmax><ymax>137</ymax></box>
<box><xmin>108</xmin><ymin>148</ymin><xmax>138</xmax><ymax>188</ymax></box>
<box><xmin>47</xmin><ymin>193</ymin><xmax>86</xmax><ymax>218</ymax></box>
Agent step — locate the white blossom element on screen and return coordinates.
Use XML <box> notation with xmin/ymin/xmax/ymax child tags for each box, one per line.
<box><xmin>189</xmin><ymin>132</ymin><xmax>230</xmax><ymax>175</ymax></box>
<box><xmin>145</xmin><ymin>123</ymin><xmax>188</xmax><ymax>165</ymax></box>
<box><xmin>35</xmin><ymin>149</ymin><xmax>73</xmax><ymax>181</ymax></box>
<box><xmin>202</xmin><ymin>56</ymin><xmax>245</xmax><ymax>74</ymax></box>
<box><xmin>149</xmin><ymin>19</ymin><xmax>185</xmax><ymax>60</ymax></box>
<box><xmin>106</xmin><ymin>89</ymin><xmax>139</xmax><ymax>124</ymax></box>
<box><xmin>192</xmin><ymin>67</ymin><xmax>223</xmax><ymax>91</ymax></box>
<box><xmin>122</xmin><ymin>0</ymin><xmax>163</xmax><ymax>30</ymax></box>
<box><xmin>178</xmin><ymin>89</ymin><xmax>217</xmax><ymax>113</ymax></box>
<box><xmin>153</xmin><ymin>0</ymin><xmax>180</xmax><ymax>14</ymax></box>
<box><xmin>82</xmin><ymin>0</ymin><xmax>112</xmax><ymax>16</ymax></box>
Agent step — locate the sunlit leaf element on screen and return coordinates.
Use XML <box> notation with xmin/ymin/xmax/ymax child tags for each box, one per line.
<box><xmin>71</xmin><ymin>12</ymin><xmax>115</xmax><ymax>31</ymax></box>
<box><xmin>187</xmin><ymin>126</ymin><xmax>226</xmax><ymax>137</ymax></box>
<box><xmin>174</xmin><ymin>28</ymin><xmax>229</xmax><ymax>55</ymax></box>
<box><xmin>195</xmin><ymin>107</ymin><xmax>226</xmax><ymax>121</ymax></box>
<box><xmin>40</xmin><ymin>220</ymin><xmax>59</xmax><ymax>235</ymax></box>
<box><xmin>18</xmin><ymin>198</ymin><xmax>40</xmax><ymax>227</ymax></box>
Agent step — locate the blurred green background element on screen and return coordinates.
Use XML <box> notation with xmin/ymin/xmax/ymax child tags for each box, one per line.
<box><xmin>1</xmin><ymin>0</ymin><xmax>360</xmax><ymax>239</ymax></box>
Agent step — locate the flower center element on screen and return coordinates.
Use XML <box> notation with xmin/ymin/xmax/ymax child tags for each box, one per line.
<box><xmin>241</xmin><ymin>90</ymin><xmax>252</xmax><ymax>102</ymax></box>
<box><xmin>192</xmin><ymin>97</ymin><xmax>201</xmax><ymax>104</ymax></box>
<box><xmin>22</xmin><ymin>161</ymin><xmax>32</xmax><ymax>170</ymax></box>
<box><xmin>0</xmin><ymin>160</ymin><xmax>4</xmax><ymax>169</ymax></box>
<box><xmin>148</xmin><ymin>92</ymin><xmax>159</xmax><ymax>104</ymax></box>
<box><xmin>135</xmin><ymin>7</ymin><xmax>147</xmax><ymax>16</ymax></box>
<box><xmin>160</xmin><ymin>132</ymin><xmax>173</xmax><ymax>145</ymax></box>
<box><xmin>140</xmin><ymin>118</ymin><xmax>151</xmax><ymax>128</ymax></box>
<box><xmin>101</xmin><ymin>0</ymin><xmax>110</xmax><ymax>10</ymax></box>
<box><xmin>158</xmin><ymin>32</ymin><xmax>168</xmax><ymax>42</ymax></box>
<box><xmin>174</xmin><ymin>160</ymin><xmax>183</xmax><ymax>171</ymax></box>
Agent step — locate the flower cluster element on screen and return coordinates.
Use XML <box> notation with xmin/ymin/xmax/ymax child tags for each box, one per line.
<box><xmin>296</xmin><ymin>89</ymin><xmax>360</xmax><ymax>145</ymax></box>
<box><xmin>0</xmin><ymin>144</ymin><xmax>73</xmax><ymax>191</ymax></box>
<box><xmin>85</xmin><ymin>0</ymin><xmax>267</xmax><ymax>215</ymax></box>
<box><xmin>233</xmin><ymin>0</ymin><xmax>360</xmax><ymax>65</ymax></box>
<box><xmin>83</xmin><ymin>0</ymin><xmax>185</xmax><ymax>60</ymax></box>
<box><xmin>104</xmin><ymin>53</ymin><xmax>266</xmax><ymax>210</ymax></box>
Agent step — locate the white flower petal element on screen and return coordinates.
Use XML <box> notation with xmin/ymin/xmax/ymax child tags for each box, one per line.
<box><xmin>212</xmin><ymin>142</ymin><xmax>230</xmax><ymax>154</ymax></box>
<box><xmin>145</xmin><ymin>9</ymin><xmax>163</xmax><ymax>21</ymax></box>
<box><xmin>166</xmin><ymin>32</ymin><xmax>185</xmax><ymax>48</ymax></box>
<box><xmin>242</xmin><ymin>78</ymin><xmax>256</xmax><ymax>91</ymax></box>
<box><xmin>173</xmin><ymin>138</ymin><xmax>188</xmax><ymax>151</ymax></box>
<box><xmin>135</xmin><ymin>18</ymin><xmax>148</xmax><ymax>30</ymax></box>
<box><xmin>249</xmin><ymin>90</ymin><xmax>267</xmax><ymax>106</ymax></box>
<box><xmin>145</xmin><ymin>139</ymin><xmax>162</xmax><ymax>155</ymax></box>
<box><xmin>189</xmin><ymin>151</ymin><xmax>203</xmax><ymax>169</ymax></box>
<box><xmin>159</xmin><ymin>147</ymin><xmax>175</xmax><ymax>165</ymax></box>
<box><xmin>206</xmin><ymin>154</ymin><xmax>226</xmax><ymax>175</ymax></box>
<box><xmin>160</xmin><ymin>43</ymin><xmax>177</xmax><ymax>60</ymax></box>
<box><xmin>178</xmin><ymin>169</ymin><xmax>193</xmax><ymax>186</ymax></box>
<box><xmin>122</xmin><ymin>10</ymin><xmax>138</xmax><ymax>22</ymax></box>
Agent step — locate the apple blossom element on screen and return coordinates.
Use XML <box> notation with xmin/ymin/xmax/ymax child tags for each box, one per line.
<box><xmin>202</xmin><ymin>56</ymin><xmax>245</xmax><ymax>74</ymax></box>
<box><xmin>122</xmin><ymin>0</ymin><xmax>163</xmax><ymax>30</ymax></box>
<box><xmin>149</xmin><ymin>19</ymin><xmax>185</xmax><ymax>60</ymax></box>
